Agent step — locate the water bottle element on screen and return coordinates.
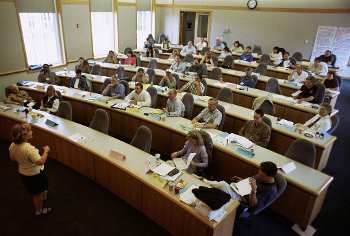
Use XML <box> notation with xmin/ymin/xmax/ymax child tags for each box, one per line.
<box><xmin>155</xmin><ymin>153</ymin><xmax>161</xmax><ymax>166</ymax></box>
<box><xmin>64</xmin><ymin>67</ymin><xmax>68</xmax><ymax>75</ymax></box>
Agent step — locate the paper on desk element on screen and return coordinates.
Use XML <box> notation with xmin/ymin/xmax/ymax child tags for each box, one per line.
<box><xmin>283</xmin><ymin>61</ymin><xmax>290</xmax><ymax>68</ymax></box>
<box><xmin>304</xmin><ymin>114</ymin><xmax>320</xmax><ymax>126</ymax></box>
<box><xmin>187</xmin><ymin>153</ymin><xmax>196</xmax><ymax>167</ymax></box>
<box><xmin>112</xmin><ymin>102</ymin><xmax>129</xmax><ymax>109</ymax></box>
<box><xmin>196</xmin><ymin>96</ymin><xmax>211</xmax><ymax>102</ymax></box>
<box><xmin>152</xmin><ymin>163</ymin><xmax>174</xmax><ymax>176</ymax></box>
<box><xmin>79</xmin><ymin>91</ymin><xmax>89</xmax><ymax>96</ymax></box>
<box><xmin>150</xmin><ymin>173</ymin><xmax>167</xmax><ymax>188</ymax></box>
<box><xmin>252</xmin><ymin>72</ymin><xmax>260</xmax><ymax>77</ymax></box>
<box><xmin>291</xmin><ymin>90</ymin><xmax>302</xmax><ymax>97</ymax></box>
<box><xmin>173</xmin><ymin>158</ymin><xmax>187</xmax><ymax>170</ymax></box>
<box><xmin>277</xmin><ymin>119</ymin><xmax>294</xmax><ymax>126</ymax></box>
<box><xmin>209</xmin><ymin>207</ymin><xmax>227</xmax><ymax>222</ymax></box>
<box><xmin>281</xmin><ymin>162</ymin><xmax>297</xmax><ymax>174</ymax></box>
<box><xmin>230</xmin><ymin>178</ymin><xmax>252</xmax><ymax>196</ymax></box>
<box><xmin>69</xmin><ymin>133</ymin><xmax>85</xmax><ymax>142</ymax></box>
<box><xmin>272</xmin><ymin>94</ymin><xmax>286</xmax><ymax>99</ymax></box>
<box><xmin>179</xmin><ymin>185</ymin><xmax>199</xmax><ymax>205</ymax></box>
<box><xmin>228</xmin><ymin>133</ymin><xmax>253</xmax><ymax>149</ymax></box>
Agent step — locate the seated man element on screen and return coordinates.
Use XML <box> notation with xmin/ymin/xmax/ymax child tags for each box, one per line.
<box><xmin>288</xmin><ymin>65</ymin><xmax>308</xmax><ymax>83</ymax></box>
<box><xmin>205</xmin><ymin>161</ymin><xmax>278</xmax><ymax>215</ymax></box>
<box><xmin>6</xmin><ymin>84</ymin><xmax>33</xmax><ymax>106</ymax></box>
<box><xmin>279</xmin><ymin>51</ymin><xmax>296</xmax><ymax>69</ymax></box>
<box><xmin>40</xmin><ymin>85</ymin><xmax>60</xmax><ymax>114</ymax></box>
<box><xmin>38</xmin><ymin>64</ymin><xmax>60</xmax><ymax>85</ymax></box>
<box><xmin>186</xmin><ymin>59</ymin><xmax>208</xmax><ymax>76</ymax></box>
<box><xmin>192</xmin><ymin>98</ymin><xmax>223</xmax><ymax>129</ymax></box>
<box><xmin>178</xmin><ymin>74</ymin><xmax>205</xmax><ymax>96</ymax></box>
<box><xmin>180</xmin><ymin>41</ymin><xmax>197</xmax><ymax>55</ymax></box>
<box><xmin>171</xmin><ymin>130</ymin><xmax>208</xmax><ymax>174</ymax></box>
<box><xmin>300</xmin><ymin>103</ymin><xmax>332</xmax><ymax>135</ymax></box>
<box><xmin>239</xmin><ymin>46</ymin><xmax>254</xmax><ymax>62</ymax></box>
<box><xmin>212</xmin><ymin>38</ymin><xmax>225</xmax><ymax>51</ymax></box>
<box><xmin>102</xmin><ymin>75</ymin><xmax>126</xmax><ymax>100</ymax></box>
<box><xmin>238</xmin><ymin>108</ymin><xmax>271</xmax><ymax>147</ymax></box>
<box><xmin>219</xmin><ymin>47</ymin><xmax>232</xmax><ymax>59</ymax></box>
<box><xmin>132</xmin><ymin>68</ymin><xmax>149</xmax><ymax>84</ymax></box>
<box><xmin>125</xmin><ymin>82</ymin><xmax>151</xmax><ymax>107</ymax></box>
<box><xmin>309</xmin><ymin>57</ymin><xmax>328</xmax><ymax>76</ymax></box>
<box><xmin>159</xmin><ymin>70</ymin><xmax>177</xmax><ymax>89</ymax></box>
<box><xmin>323</xmin><ymin>71</ymin><xmax>340</xmax><ymax>92</ymax></box>
<box><xmin>163</xmin><ymin>89</ymin><xmax>185</xmax><ymax>117</ymax></box>
<box><xmin>319</xmin><ymin>50</ymin><xmax>336</xmax><ymax>67</ymax></box>
<box><xmin>239</xmin><ymin>67</ymin><xmax>256</xmax><ymax>88</ymax></box>
<box><xmin>170</xmin><ymin>55</ymin><xmax>186</xmax><ymax>73</ymax></box>
<box><xmin>103</xmin><ymin>50</ymin><xmax>118</xmax><ymax>63</ymax></box>
<box><xmin>69</xmin><ymin>69</ymin><xmax>88</xmax><ymax>91</ymax></box>
<box><xmin>293</xmin><ymin>76</ymin><xmax>319</xmax><ymax>104</ymax></box>
<box><xmin>196</xmin><ymin>38</ymin><xmax>208</xmax><ymax>50</ymax></box>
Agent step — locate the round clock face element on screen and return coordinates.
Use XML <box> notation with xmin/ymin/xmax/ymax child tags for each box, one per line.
<box><xmin>247</xmin><ymin>0</ymin><xmax>257</xmax><ymax>9</ymax></box>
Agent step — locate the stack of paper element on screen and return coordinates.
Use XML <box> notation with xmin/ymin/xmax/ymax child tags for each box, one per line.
<box><xmin>230</xmin><ymin>178</ymin><xmax>252</xmax><ymax>196</ymax></box>
<box><xmin>152</xmin><ymin>163</ymin><xmax>174</xmax><ymax>176</ymax></box>
<box><xmin>112</xmin><ymin>102</ymin><xmax>129</xmax><ymax>110</ymax></box>
<box><xmin>291</xmin><ymin>90</ymin><xmax>302</xmax><ymax>97</ymax></box>
<box><xmin>179</xmin><ymin>185</ymin><xmax>199</xmax><ymax>205</ymax></box>
<box><xmin>277</xmin><ymin>119</ymin><xmax>294</xmax><ymax>126</ymax></box>
<box><xmin>227</xmin><ymin>134</ymin><xmax>253</xmax><ymax>149</ymax></box>
<box><xmin>69</xmin><ymin>133</ymin><xmax>85</xmax><ymax>142</ymax></box>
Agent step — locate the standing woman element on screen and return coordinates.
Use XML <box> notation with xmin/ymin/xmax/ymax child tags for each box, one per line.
<box><xmin>9</xmin><ymin>123</ymin><xmax>51</xmax><ymax>216</ymax></box>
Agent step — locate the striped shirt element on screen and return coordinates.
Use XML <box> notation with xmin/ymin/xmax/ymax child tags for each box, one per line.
<box><xmin>181</xmin><ymin>81</ymin><xmax>205</xmax><ymax>96</ymax></box>
<box><xmin>238</xmin><ymin>120</ymin><xmax>271</xmax><ymax>147</ymax></box>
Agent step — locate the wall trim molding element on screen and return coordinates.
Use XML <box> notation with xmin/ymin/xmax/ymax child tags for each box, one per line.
<box><xmin>155</xmin><ymin>4</ymin><xmax>350</xmax><ymax>13</ymax></box>
<box><xmin>118</xmin><ymin>2</ymin><xmax>136</xmax><ymax>7</ymax></box>
<box><xmin>59</xmin><ymin>0</ymin><xmax>89</xmax><ymax>4</ymax></box>
<box><xmin>0</xmin><ymin>68</ymin><xmax>27</xmax><ymax>76</ymax></box>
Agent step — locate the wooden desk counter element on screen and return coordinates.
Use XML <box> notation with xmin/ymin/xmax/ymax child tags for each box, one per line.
<box><xmin>9</xmin><ymin>86</ymin><xmax>334</xmax><ymax>229</ymax></box>
<box><xmin>0</xmin><ymin>105</ymin><xmax>238</xmax><ymax>236</ymax></box>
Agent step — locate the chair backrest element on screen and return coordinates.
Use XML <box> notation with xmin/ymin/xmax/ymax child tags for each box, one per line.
<box><xmin>136</xmin><ymin>56</ymin><xmax>141</xmax><ymax>66</ymax></box>
<box><xmin>212</xmin><ymin>55</ymin><xmax>219</xmax><ymax>66</ymax></box>
<box><xmin>222</xmin><ymin>41</ymin><xmax>228</xmax><ymax>48</ymax></box>
<box><xmin>313</xmin><ymin>82</ymin><xmax>326</xmax><ymax>104</ymax></box>
<box><xmin>200</xmin><ymin>47</ymin><xmax>210</xmax><ymax>55</ymax></box>
<box><xmin>181</xmin><ymin>93</ymin><xmax>194</xmax><ymax>119</ymax></box>
<box><xmin>146</xmin><ymin>86</ymin><xmax>158</xmax><ymax>108</ymax></box>
<box><xmin>239</xmin><ymin>43</ymin><xmax>244</xmax><ymax>49</ymax></box>
<box><xmin>100</xmin><ymin>78</ymin><xmax>111</xmax><ymax>94</ymax></box>
<box><xmin>216</xmin><ymin>87</ymin><xmax>233</xmax><ymax>103</ymax></box>
<box><xmin>209</xmin><ymin>68</ymin><xmax>222</xmax><ymax>80</ymax></box>
<box><xmin>56</xmin><ymin>101</ymin><xmax>72</xmax><ymax>120</ymax></box>
<box><xmin>332</xmin><ymin>54</ymin><xmax>337</xmax><ymax>66</ymax></box>
<box><xmin>259</xmin><ymin>100</ymin><xmax>275</xmax><ymax>116</ymax></box>
<box><xmin>89</xmin><ymin>109</ymin><xmax>109</xmax><ymax>134</ymax></box>
<box><xmin>116</xmin><ymin>66</ymin><xmax>125</xmax><ymax>78</ymax></box>
<box><xmin>172</xmin><ymin>73</ymin><xmax>180</xmax><ymax>89</ymax></box>
<box><xmin>201</xmin><ymin>78</ymin><xmax>208</xmax><ymax>96</ymax></box>
<box><xmin>5</xmin><ymin>86</ymin><xmax>11</xmax><ymax>97</ymax></box>
<box><xmin>90</xmin><ymin>64</ymin><xmax>101</xmax><ymax>75</ymax></box>
<box><xmin>146</xmin><ymin>68</ymin><xmax>156</xmax><ymax>84</ymax></box>
<box><xmin>262</xmin><ymin>116</ymin><xmax>272</xmax><ymax>129</ymax></box>
<box><xmin>222</xmin><ymin>55</ymin><xmax>234</xmax><ymax>69</ymax></box>
<box><xmin>216</xmin><ymin>104</ymin><xmax>226</xmax><ymax>130</ymax></box>
<box><xmin>252</xmin><ymin>75</ymin><xmax>258</xmax><ymax>88</ymax></box>
<box><xmin>259</xmin><ymin>54</ymin><xmax>271</xmax><ymax>64</ymax></box>
<box><xmin>124</xmin><ymin>47</ymin><xmax>132</xmax><ymax>55</ymax></box>
<box><xmin>328</xmin><ymin>114</ymin><xmax>339</xmax><ymax>134</ymax></box>
<box><xmin>154</xmin><ymin>48</ymin><xmax>160</xmax><ymax>58</ymax></box>
<box><xmin>198</xmin><ymin>130</ymin><xmax>214</xmax><ymax>173</ymax></box>
<box><xmin>252</xmin><ymin>45</ymin><xmax>262</xmax><ymax>55</ymax></box>
<box><xmin>292</xmin><ymin>52</ymin><xmax>303</xmax><ymax>61</ymax></box>
<box><xmin>183</xmin><ymin>54</ymin><xmax>194</xmax><ymax>63</ymax></box>
<box><xmin>148</xmin><ymin>59</ymin><xmax>157</xmax><ymax>69</ymax></box>
<box><xmin>285</xmin><ymin>139</ymin><xmax>316</xmax><ymax>168</ymax></box>
<box><xmin>119</xmin><ymin>80</ymin><xmax>129</xmax><ymax>97</ymax></box>
<box><xmin>130</xmin><ymin>125</ymin><xmax>152</xmax><ymax>153</ymax></box>
<box><xmin>265</xmin><ymin>78</ymin><xmax>281</xmax><ymax>95</ymax></box>
<box><xmin>254</xmin><ymin>62</ymin><xmax>267</xmax><ymax>75</ymax></box>
<box><xmin>55</xmin><ymin>91</ymin><xmax>63</xmax><ymax>101</ymax></box>
<box><xmin>335</xmin><ymin>75</ymin><xmax>343</xmax><ymax>90</ymax></box>
<box><xmin>158</xmin><ymin>33</ymin><xmax>165</xmax><ymax>44</ymax></box>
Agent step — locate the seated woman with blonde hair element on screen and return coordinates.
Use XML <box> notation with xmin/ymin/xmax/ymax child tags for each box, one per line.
<box><xmin>171</xmin><ymin>130</ymin><xmax>208</xmax><ymax>174</ymax></box>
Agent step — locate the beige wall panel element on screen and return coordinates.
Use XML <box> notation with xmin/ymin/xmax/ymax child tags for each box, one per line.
<box><xmin>0</xmin><ymin>1</ymin><xmax>26</xmax><ymax>73</ymax></box>
<box><xmin>61</xmin><ymin>3</ymin><xmax>93</xmax><ymax>62</ymax></box>
<box><xmin>118</xmin><ymin>6</ymin><xmax>137</xmax><ymax>52</ymax></box>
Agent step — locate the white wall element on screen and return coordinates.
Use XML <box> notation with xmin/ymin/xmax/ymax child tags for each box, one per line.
<box><xmin>60</xmin><ymin>2</ymin><xmax>93</xmax><ymax>62</ymax></box>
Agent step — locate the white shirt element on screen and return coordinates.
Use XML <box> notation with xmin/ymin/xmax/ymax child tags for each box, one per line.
<box><xmin>196</xmin><ymin>41</ymin><xmax>207</xmax><ymax>50</ymax></box>
<box><xmin>310</xmin><ymin>62</ymin><xmax>328</xmax><ymax>76</ymax></box>
<box><xmin>290</xmin><ymin>71</ymin><xmax>308</xmax><ymax>84</ymax></box>
<box><xmin>220</xmin><ymin>51</ymin><xmax>232</xmax><ymax>58</ymax></box>
<box><xmin>125</xmin><ymin>90</ymin><xmax>151</xmax><ymax>107</ymax></box>
<box><xmin>181</xmin><ymin>45</ymin><xmax>197</xmax><ymax>55</ymax></box>
<box><xmin>270</xmin><ymin>52</ymin><xmax>283</xmax><ymax>65</ymax></box>
<box><xmin>41</xmin><ymin>95</ymin><xmax>60</xmax><ymax>113</ymax></box>
<box><xmin>304</xmin><ymin>114</ymin><xmax>332</xmax><ymax>134</ymax></box>
<box><xmin>9</xmin><ymin>142</ymin><xmax>43</xmax><ymax>176</ymax></box>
